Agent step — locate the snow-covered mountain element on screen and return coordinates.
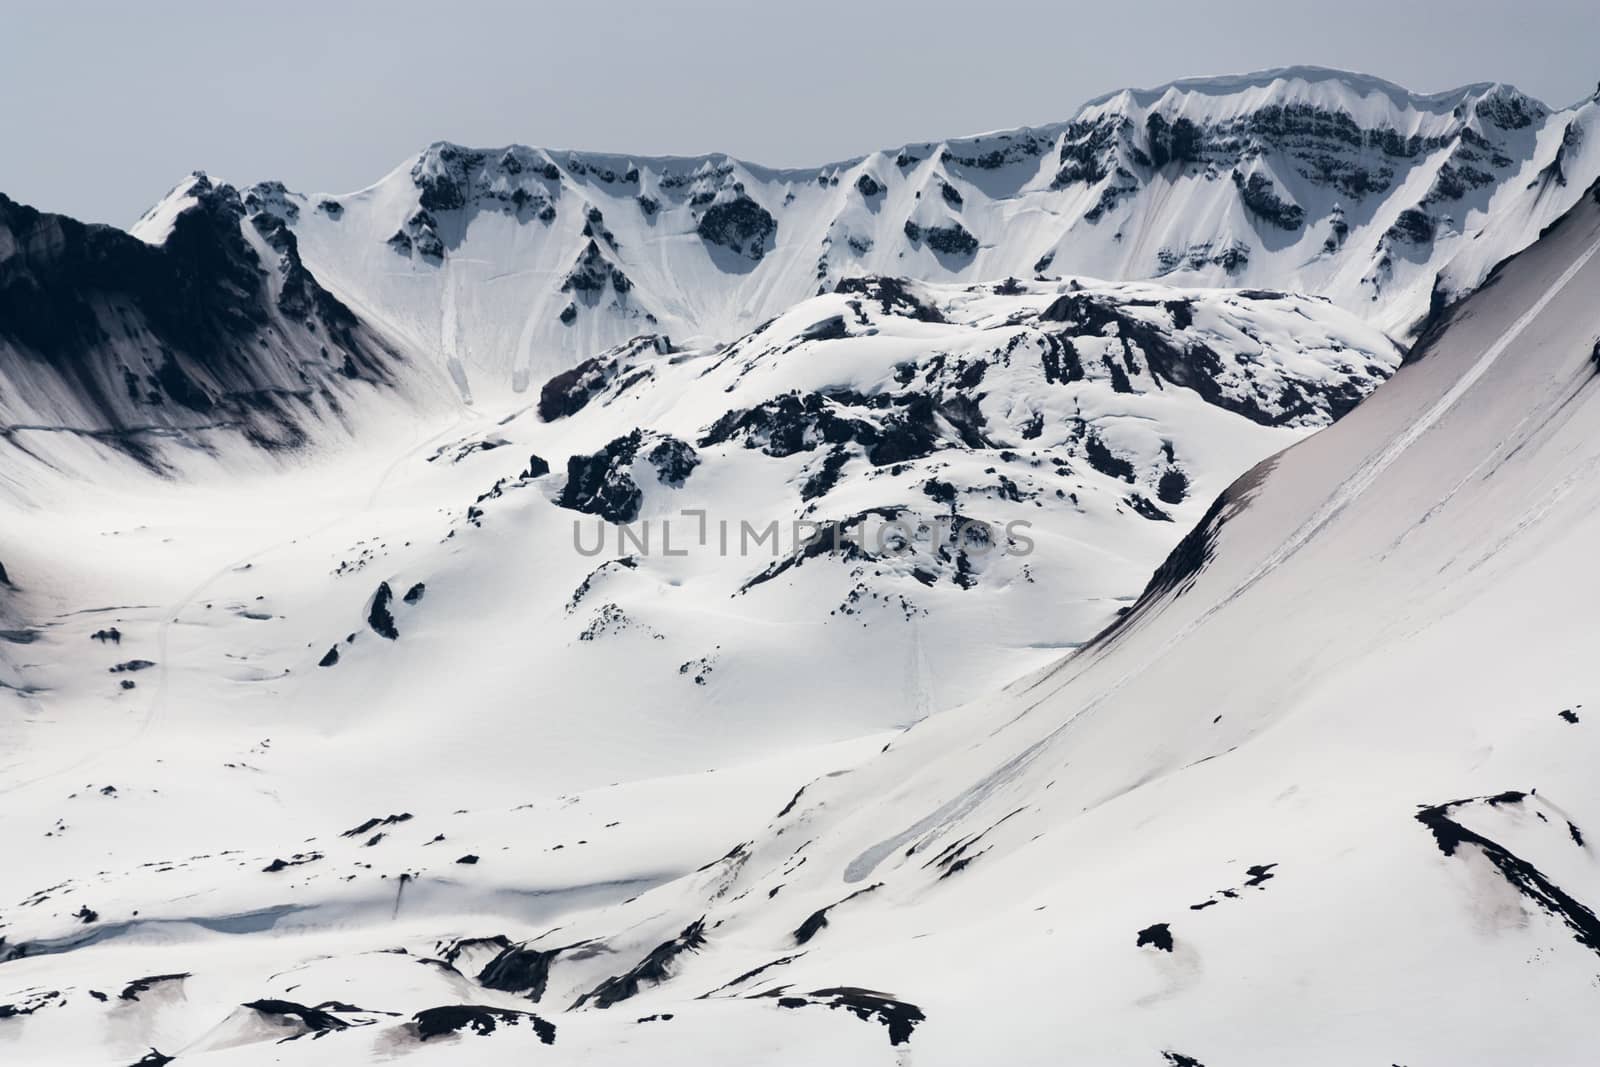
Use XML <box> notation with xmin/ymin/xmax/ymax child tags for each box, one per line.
<box><xmin>2</xmin><ymin>64</ymin><xmax>1597</xmax><ymax>1066</ymax></box>
<box><xmin>4</xmin><ymin>149</ymin><xmax>1591</xmax><ymax>1067</ymax></box>
<box><xmin>0</xmin><ymin>177</ymin><xmax>431</xmax><ymax>473</ymax></box>
<box><xmin>170</xmin><ymin>65</ymin><xmax>1600</xmax><ymax>402</ymax></box>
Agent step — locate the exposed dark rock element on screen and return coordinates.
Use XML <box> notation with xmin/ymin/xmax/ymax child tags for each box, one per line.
<box><xmin>1126</xmin><ymin>493</ymin><xmax>1173</xmax><ymax>521</ymax></box>
<box><xmin>561</xmin><ymin>240</ymin><xmax>631</xmax><ymax>295</ymax></box>
<box><xmin>559</xmin><ymin>430</ymin><xmax>698</xmax><ymax>523</ymax></box>
<box><xmin>0</xmin><ymin>181</ymin><xmax>395</xmax><ymax>460</ymax></box>
<box><xmin>477</xmin><ymin>942</ymin><xmax>568</xmax><ymax>1001</ymax></box>
<box><xmin>0</xmin><ymin>990</ymin><xmax>63</xmax><ymax>1018</ymax></box>
<box><xmin>403</xmin><ymin>582</ymin><xmax>426</xmax><ymax>604</ymax></box>
<box><xmin>367</xmin><ymin>582</ymin><xmax>398</xmax><ymax>640</ymax></box>
<box><xmin>696</xmin><ymin>196</ymin><xmax>777</xmax><ymax>261</ymax></box>
<box><xmin>1136</xmin><ymin>923</ymin><xmax>1174</xmax><ymax>952</ymax></box>
<box><xmin>800</xmin><ymin>445</ymin><xmax>850</xmax><ymax>501</ymax></box>
<box><xmin>799</xmin><ymin>314</ymin><xmax>848</xmax><ymax>342</ymax></box>
<box><xmin>317</xmin><ymin>645</ymin><xmax>340</xmax><ymax>667</ymax></box>
<box><xmin>244</xmin><ymin>998</ymin><xmax>350</xmax><ymax>1034</ymax></box>
<box><xmin>1083</xmin><ymin>433</ymin><xmax>1135</xmax><ymax>482</ymax></box>
<box><xmin>412</xmin><ymin>1005</ymin><xmax>556</xmax><ymax>1043</ymax></box>
<box><xmin>341</xmin><ymin>813</ymin><xmax>412</xmax><ymax>837</ymax></box>
<box><xmin>119</xmin><ymin>973</ymin><xmax>190</xmax><ymax>1001</ymax></box>
<box><xmin>794</xmin><ymin>884</ymin><xmax>881</xmax><ymax>945</ymax></box>
<box><xmin>1387</xmin><ymin>207</ymin><xmax>1437</xmax><ymax>245</ymax></box>
<box><xmin>1231</xmin><ymin>170</ymin><xmax>1305</xmax><ymax>229</ymax></box>
<box><xmin>573</xmin><ymin>920</ymin><xmax>707</xmax><ymax>1008</ymax></box>
<box><xmin>539</xmin><ymin>354</ymin><xmax>618</xmax><ymax>421</ymax></box>
<box><xmin>907</xmin><ymin>221</ymin><xmax>978</xmax><ymax>257</ymax></box>
<box><xmin>1242</xmin><ymin>862</ymin><xmax>1278</xmax><ymax>887</ymax></box>
<box><xmin>832</xmin><ymin>276</ymin><xmax>946</xmax><ymax>322</ymax></box>
<box><xmin>1416</xmin><ymin>793</ymin><xmax>1600</xmax><ymax>956</ymax></box>
<box><xmin>1154</xmin><ymin>465</ymin><xmax>1191</xmax><ymax>504</ymax></box>
<box><xmin>1145</xmin><ymin>113</ymin><xmax>1203</xmax><ymax>169</ymax></box>
<box><xmin>792</xmin><ymin>987</ymin><xmax>925</xmax><ymax>1047</ymax></box>
<box><xmin>1088</xmin><ymin>460</ymin><xmax>1274</xmax><ymax>651</ymax></box>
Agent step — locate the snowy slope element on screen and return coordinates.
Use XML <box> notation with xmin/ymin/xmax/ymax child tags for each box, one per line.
<box><xmin>0</xmin><ymin>273</ymin><xmax>1404</xmax><ymax>1063</ymax></box>
<box><xmin>181</xmin><ymin>66</ymin><xmax>1600</xmax><ymax>402</ymax></box>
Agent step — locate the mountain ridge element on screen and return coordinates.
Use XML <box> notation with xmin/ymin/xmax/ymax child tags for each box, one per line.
<box><xmin>115</xmin><ymin>66</ymin><xmax>1593</xmax><ymax>403</ymax></box>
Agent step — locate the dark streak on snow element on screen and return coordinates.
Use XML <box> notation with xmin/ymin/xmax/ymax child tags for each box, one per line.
<box><xmin>1417</xmin><ymin>792</ymin><xmax>1600</xmax><ymax>955</ymax></box>
<box><xmin>572</xmin><ymin>919</ymin><xmax>707</xmax><ymax>1009</ymax></box>
<box><xmin>794</xmin><ymin>883</ymin><xmax>882</xmax><ymax>945</ymax></box>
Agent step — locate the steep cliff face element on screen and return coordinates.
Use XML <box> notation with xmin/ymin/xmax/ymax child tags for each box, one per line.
<box><xmin>185</xmin><ymin>68</ymin><xmax>1597</xmax><ymax>402</ymax></box>
<box><xmin>0</xmin><ymin>174</ymin><xmax>404</xmax><ymax>467</ymax></box>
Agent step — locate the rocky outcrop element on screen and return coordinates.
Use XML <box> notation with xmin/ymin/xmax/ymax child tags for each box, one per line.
<box><xmin>0</xmin><ymin>177</ymin><xmax>398</xmax><ymax>463</ymax></box>
<box><xmin>696</xmin><ymin>196</ymin><xmax>777</xmax><ymax>261</ymax></box>
<box><xmin>558</xmin><ymin>430</ymin><xmax>700</xmax><ymax>523</ymax></box>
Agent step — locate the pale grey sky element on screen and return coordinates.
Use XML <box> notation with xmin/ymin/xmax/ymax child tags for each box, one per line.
<box><xmin>6</xmin><ymin>0</ymin><xmax>1597</xmax><ymax>227</ymax></box>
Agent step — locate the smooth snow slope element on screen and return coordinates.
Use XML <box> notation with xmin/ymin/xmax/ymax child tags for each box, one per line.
<box><xmin>160</xmin><ymin>67</ymin><xmax>1600</xmax><ymax>401</ymax></box>
<box><xmin>1</xmin><ymin>184</ymin><xmax>1592</xmax><ymax>1064</ymax></box>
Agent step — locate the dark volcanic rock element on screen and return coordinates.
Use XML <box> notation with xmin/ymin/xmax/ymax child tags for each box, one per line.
<box><xmin>412</xmin><ymin>1005</ymin><xmax>556</xmax><ymax>1043</ymax></box>
<box><xmin>696</xmin><ymin>196</ymin><xmax>777</xmax><ymax>261</ymax></box>
<box><xmin>477</xmin><ymin>942</ymin><xmax>565</xmax><ymax>1001</ymax></box>
<box><xmin>559</xmin><ymin>430</ymin><xmax>699</xmax><ymax>524</ymax></box>
<box><xmin>573</xmin><ymin>919</ymin><xmax>706</xmax><ymax>1009</ymax></box>
<box><xmin>368</xmin><ymin>582</ymin><xmax>399</xmax><ymax>640</ymax></box>
<box><xmin>119</xmin><ymin>973</ymin><xmax>190</xmax><ymax>1001</ymax></box>
<box><xmin>832</xmin><ymin>276</ymin><xmax>945</xmax><ymax>322</ymax></box>
<box><xmin>243</xmin><ymin>998</ymin><xmax>350</xmax><ymax>1034</ymax></box>
<box><xmin>789</xmin><ymin>987</ymin><xmax>925</xmax><ymax>1047</ymax></box>
<box><xmin>905</xmin><ymin>220</ymin><xmax>978</xmax><ymax>257</ymax></box>
<box><xmin>0</xmin><ymin>178</ymin><xmax>396</xmax><ymax>460</ymax></box>
<box><xmin>1136</xmin><ymin>922</ymin><xmax>1174</xmax><ymax>951</ymax></box>
<box><xmin>1231</xmin><ymin>170</ymin><xmax>1305</xmax><ymax>229</ymax></box>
